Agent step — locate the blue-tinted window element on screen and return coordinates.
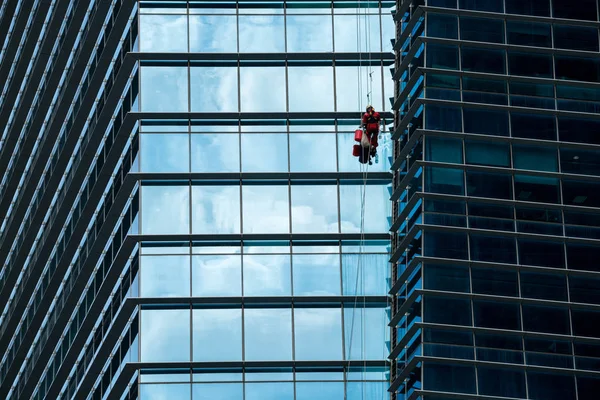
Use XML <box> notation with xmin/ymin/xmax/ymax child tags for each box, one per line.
<box><xmin>429</xmin><ymin>0</ymin><xmax>457</xmax><ymax>7</ymax></box>
<box><xmin>424</xmin><ymin>231</ymin><xmax>469</xmax><ymax>259</ymax></box>
<box><xmin>468</xmin><ymin>201</ymin><xmax>514</xmax><ymax>231</ymax></box>
<box><xmin>553</xmin><ymin>0</ymin><xmax>597</xmax><ymax>21</ymax></box>
<box><xmin>523</xmin><ymin>304</ymin><xmax>570</xmax><ymax>334</ymax></box>
<box><xmin>507</xmin><ymin>21</ymin><xmax>551</xmax><ymax>47</ymax></box>
<box><xmin>424</xmin><ymin>296</ymin><xmax>472</xmax><ymax>326</ymax></box>
<box><xmin>427</xmin><ymin>13</ymin><xmax>458</xmax><ymax>39</ymax></box>
<box><xmin>460</xmin><ymin>16</ymin><xmax>504</xmax><ymax>43</ymax></box>
<box><xmin>425</xmin><ymin>136</ymin><xmax>463</xmax><ymax>164</ymax></box>
<box><xmin>473</xmin><ymin>301</ymin><xmax>521</xmax><ymax>330</ymax></box>
<box><xmin>569</xmin><ymin>275</ymin><xmax>600</xmax><ymax>305</ymax></box>
<box><xmin>464</xmin><ymin>141</ymin><xmax>510</xmax><ymax>167</ymax></box>
<box><xmin>513</xmin><ymin>145</ymin><xmax>557</xmax><ymax>172</ymax></box>
<box><xmin>423</xmin><ymin>264</ymin><xmax>470</xmax><ymax>292</ymax></box>
<box><xmin>478</xmin><ymin>367</ymin><xmax>526</xmax><ymax>398</ymax></box>
<box><xmin>528</xmin><ymin>373</ymin><xmax>576</xmax><ymax>400</ymax></box>
<box><xmin>520</xmin><ymin>271</ymin><xmax>567</xmax><ymax>301</ymax></box>
<box><xmin>554</xmin><ymin>25</ymin><xmax>599</xmax><ymax>52</ymax></box>
<box><xmin>462</xmin><ymin>47</ymin><xmax>506</xmax><ymax>74</ymax></box>
<box><xmin>424</xmin><ymin>363</ymin><xmax>476</xmax><ymax>394</ymax></box>
<box><xmin>559</xmin><ymin>117</ymin><xmax>600</xmax><ymax>145</ymax></box>
<box><xmin>466</xmin><ymin>171</ymin><xmax>512</xmax><ymax>200</ymax></box>
<box><xmin>510</xmin><ymin>82</ymin><xmax>555</xmax><ymax>109</ymax></box>
<box><xmin>506</xmin><ymin>0</ymin><xmax>550</xmax><ymax>16</ymax></box>
<box><xmin>555</xmin><ymin>56</ymin><xmax>600</xmax><ymax>83</ymax></box>
<box><xmin>572</xmin><ymin>309</ymin><xmax>600</xmax><ymax>338</ymax></box>
<box><xmin>560</xmin><ymin>148</ymin><xmax>600</xmax><ymax>176</ymax></box>
<box><xmin>462</xmin><ymin>77</ymin><xmax>507</xmax><ymax>105</ymax></box>
<box><xmin>567</xmin><ymin>243</ymin><xmax>600</xmax><ymax>272</ymax></box>
<box><xmin>518</xmin><ymin>239</ymin><xmax>565</xmax><ymax>268</ymax></box>
<box><xmin>470</xmin><ymin>235</ymin><xmax>517</xmax><ymax>264</ymax></box>
<box><xmin>472</xmin><ymin>267</ymin><xmax>518</xmax><ymax>296</ymax></box>
<box><xmin>464</xmin><ymin>109</ymin><xmax>508</xmax><ymax>136</ymax></box>
<box><xmin>427</xmin><ymin>43</ymin><xmax>459</xmax><ymax>70</ymax></box>
<box><xmin>508</xmin><ymin>52</ymin><xmax>553</xmax><ymax>78</ymax></box>
<box><xmin>516</xmin><ymin>206</ymin><xmax>562</xmax><ymax>235</ymax></box>
<box><xmin>425</xmin><ymin>105</ymin><xmax>462</xmax><ymax>132</ymax></box>
<box><xmin>425</xmin><ymin>166</ymin><xmax>465</xmax><ymax>195</ymax></box>
<box><xmin>514</xmin><ymin>175</ymin><xmax>560</xmax><ymax>204</ymax></box>
<box><xmin>459</xmin><ymin>0</ymin><xmax>502</xmax><ymax>13</ymax></box>
<box><xmin>578</xmin><ymin>376</ymin><xmax>600</xmax><ymax>400</ymax></box>
<box><xmin>563</xmin><ymin>179</ymin><xmax>600</xmax><ymax>208</ymax></box>
<box><xmin>511</xmin><ymin>113</ymin><xmax>556</xmax><ymax>140</ymax></box>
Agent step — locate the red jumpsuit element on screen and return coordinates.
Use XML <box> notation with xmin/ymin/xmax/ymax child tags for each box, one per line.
<box><xmin>362</xmin><ymin>111</ymin><xmax>381</xmax><ymax>149</ymax></box>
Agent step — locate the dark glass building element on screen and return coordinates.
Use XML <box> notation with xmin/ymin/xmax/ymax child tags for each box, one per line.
<box><xmin>390</xmin><ymin>0</ymin><xmax>600</xmax><ymax>399</ymax></box>
<box><xmin>0</xmin><ymin>0</ymin><xmax>396</xmax><ymax>399</ymax></box>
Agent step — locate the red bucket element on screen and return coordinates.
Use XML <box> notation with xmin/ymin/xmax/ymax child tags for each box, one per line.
<box><xmin>354</xmin><ymin>129</ymin><xmax>363</xmax><ymax>142</ymax></box>
<box><xmin>352</xmin><ymin>144</ymin><xmax>361</xmax><ymax>157</ymax></box>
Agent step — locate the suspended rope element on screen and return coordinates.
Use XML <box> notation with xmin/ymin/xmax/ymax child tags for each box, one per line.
<box><xmin>345</xmin><ymin>0</ymin><xmax>378</xmax><ymax>399</ymax></box>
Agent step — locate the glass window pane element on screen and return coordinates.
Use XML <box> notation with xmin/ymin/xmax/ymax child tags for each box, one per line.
<box><xmin>244</xmin><ymin>309</ymin><xmax>292</xmax><ymax>360</ymax></box>
<box><xmin>470</xmin><ymin>235</ymin><xmax>517</xmax><ymax>264</ymax></box>
<box><xmin>141</xmin><ymin>185</ymin><xmax>190</xmax><ymax>234</ymax></box>
<box><xmin>472</xmin><ymin>267</ymin><xmax>518</xmax><ymax>296</ymax></box>
<box><xmin>193</xmin><ymin>309</ymin><xmax>242</xmax><ymax>361</ymax></box>
<box><xmin>465</xmin><ymin>141</ymin><xmax>510</xmax><ymax>167</ymax></box>
<box><xmin>241</xmin><ymin>133</ymin><xmax>288</xmax><ymax>172</ymax></box>
<box><xmin>141</xmin><ymin>66</ymin><xmax>189</xmax><ymax>112</ymax></box>
<box><xmin>141</xmin><ymin>309</ymin><xmax>191</xmax><ymax>362</ymax></box>
<box><xmin>464</xmin><ymin>109</ymin><xmax>508</xmax><ymax>136</ymax></box>
<box><xmin>344</xmin><ymin>307</ymin><xmax>390</xmax><ymax>360</ymax></box>
<box><xmin>512</xmin><ymin>113</ymin><xmax>556</xmax><ymax>140</ymax></box>
<box><xmin>141</xmin><ymin>255</ymin><xmax>190</xmax><ymax>297</ymax></box>
<box><xmin>520</xmin><ymin>271</ymin><xmax>567</xmax><ymax>301</ymax></box>
<box><xmin>462</xmin><ymin>47</ymin><xmax>506</xmax><ymax>74</ymax></box>
<box><xmin>426</xmin><ymin>43</ymin><xmax>459</xmax><ymax>70</ymax></box>
<box><xmin>507</xmin><ymin>21</ymin><xmax>551</xmax><ymax>47</ymax></box>
<box><xmin>506</xmin><ymin>0</ymin><xmax>550</xmax><ymax>16</ymax></box>
<box><xmin>425</xmin><ymin>136</ymin><xmax>462</xmax><ymax>163</ymax></box>
<box><xmin>336</xmin><ymin>67</ymin><xmax>386</xmax><ymax>112</ymax></box>
<box><xmin>423</xmin><ymin>263</ymin><xmax>469</xmax><ymax>293</ymax></box>
<box><xmin>424</xmin><ymin>296</ymin><xmax>472</xmax><ymax>326</ymax></box>
<box><xmin>474</xmin><ymin>301</ymin><xmax>521</xmax><ymax>330</ymax></box>
<box><xmin>243</xmin><ymin>254</ymin><xmax>291</xmax><ymax>296</ymax></box>
<box><xmin>192</xmin><ymin>255</ymin><xmax>242</xmax><ymax>297</ymax></box>
<box><xmin>192</xmin><ymin>186</ymin><xmax>240</xmax><ymax>234</ymax></box>
<box><xmin>296</xmin><ymin>382</ymin><xmax>344</xmax><ymax>400</ymax></box>
<box><xmin>295</xmin><ymin>308</ymin><xmax>342</xmax><ymax>360</ymax></box>
<box><xmin>513</xmin><ymin>145</ymin><xmax>557</xmax><ymax>172</ymax></box>
<box><xmin>141</xmin><ymin>384</ymin><xmax>191</xmax><ymax>400</ymax></box>
<box><xmin>528</xmin><ymin>372</ymin><xmax>576</xmax><ymax>400</ymax></box>
<box><xmin>242</xmin><ymin>185</ymin><xmax>289</xmax><ymax>233</ymax></box>
<box><xmin>478</xmin><ymin>367</ymin><xmax>526</xmax><ymax>398</ymax></box>
<box><xmin>287</xmin><ymin>16</ymin><xmax>333</xmax><ymax>52</ymax></box>
<box><xmin>293</xmin><ymin>254</ymin><xmax>341</xmax><ymax>296</ymax></box>
<box><xmin>189</xmin><ymin>15</ymin><xmax>237</xmax><ymax>53</ymax></box>
<box><xmin>569</xmin><ymin>275</ymin><xmax>600</xmax><ymax>305</ymax></box>
<box><xmin>339</xmin><ymin>184</ymin><xmax>390</xmax><ymax>233</ymax></box>
<box><xmin>425</xmin><ymin>167</ymin><xmax>464</xmax><ymax>195</ymax></box>
<box><xmin>240</xmin><ymin>67</ymin><xmax>286</xmax><ymax>112</ymax></box>
<box><xmin>190</xmin><ymin>67</ymin><xmax>238</xmax><ymax>112</ymax></box>
<box><xmin>518</xmin><ymin>239</ymin><xmax>565</xmax><ymax>268</ymax></box>
<box><xmin>460</xmin><ymin>16</ymin><xmax>504</xmax><ymax>43</ymax></box>
<box><xmin>523</xmin><ymin>304</ymin><xmax>570</xmax><ymax>334</ymax></box>
<box><xmin>466</xmin><ymin>171</ymin><xmax>513</xmax><ymax>200</ymax></box>
<box><xmin>191</xmin><ymin>133</ymin><xmax>240</xmax><ymax>173</ymax></box>
<box><xmin>291</xmin><ymin>185</ymin><xmax>339</xmax><ymax>233</ymax></box>
<box><xmin>239</xmin><ymin>16</ymin><xmax>285</xmax><ymax>52</ymax></box>
<box><xmin>141</xmin><ymin>133</ymin><xmax>190</xmax><ymax>172</ymax></box>
<box><xmin>334</xmin><ymin>15</ymin><xmax>381</xmax><ymax>52</ymax></box>
<box><xmin>554</xmin><ymin>25</ymin><xmax>599</xmax><ymax>52</ymax></box>
<box><xmin>342</xmin><ymin>254</ymin><xmax>389</xmax><ymax>296</ymax></box>
<box><xmin>554</xmin><ymin>0</ymin><xmax>597</xmax><ymax>21</ymax></box>
<box><xmin>140</xmin><ymin>15</ymin><xmax>188</xmax><ymax>52</ymax></box>
<box><xmin>424</xmin><ymin>363</ymin><xmax>476</xmax><ymax>394</ymax></box>
<box><xmin>290</xmin><ymin>133</ymin><xmax>337</xmax><ymax>172</ymax></box>
<box><xmin>427</xmin><ymin>13</ymin><xmax>458</xmax><ymax>39</ymax></box>
<box><xmin>288</xmin><ymin>67</ymin><xmax>333</xmax><ymax>112</ymax></box>
<box><xmin>193</xmin><ymin>383</ymin><xmax>243</xmax><ymax>400</ymax></box>
<box><xmin>425</xmin><ymin>105</ymin><xmax>462</xmax><ymax>132</ymax></box>
<box><xmin>245</xmin><ymin>383</ymin><xmax>294</xmax><ymax>400</ymax></box>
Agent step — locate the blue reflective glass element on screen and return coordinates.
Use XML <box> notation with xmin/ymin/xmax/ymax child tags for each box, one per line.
<box><xmin>296</xmin><ymin>382</ymin><xmax>344</xmax><ymax>400</ymax></box>
<box><xmin>141</xmin><ymin>134</ymin><xmax>190</xmax><ymax>172</ymax></box>
<box><xmin>245</xmin><ymin>383</ymin><xmax>294</xmax><ymax>400</ymax></box>
<box><xmin>424</xmin><ymin>363</ymin><xmax>476</xmax><ymax>393</ymax></box>
<box><xmin>425</xmin><ymin>167</ymin><xmax>464</xmax><ymax>195</ymax></box>
<box><xmin>244</xmin><ymin>309</ymin><xmax>292</xmax><ymax>360</ymax></box>
<box><xmin>193</xmin><ymin>309</ymin><xmax>242</xmax><ymax>361</ymax></box>
<box><xmin>554</xmin><ymin>25</ymin><xmax>599</xmax><ymax>52</ymax></box>
<box><xmin>193</xmin><ymin>383</ymin><xmax>243</xmax><ymax>400</ymax></box>
<box><xmin>507</xmin><ymin>21</ymin><xmax>551</xmax><ymax>47</ymax></box>
<box><xmin>141</xmin><ymin>309</ymin><xmax>191</xmax><ymax>362</ymax></box>
<box><xmin>427</xmin><ymin>13</ymin><xmax>458</xmax><ymax>39</ymax></box>
<box><xmin>140</xmin><ymin>255</ymin><xmax>190</xmax><ymax>297</ymax></box>
<box><xmin>513</xmin><ymin>145</ymin><xmax>557</xmax><ymax>172</ymax></box>
<box><xmin>425</xmin><ymin>136</ymin><xmax>463</xmax><ymax>163</ymax></box>
<box><xmin>293</xmin><ymin>254</ymin><xmax>340</xmax><ymax>296</ymax></box>
<box><xmin>506</xmin><ymin>0</ymin><xmax>550</xmax><ymax>16</ymax></box>
<box><xmin>295</xmin><ymin>308</ymin><xmax>342</xmax><ymax>360</ymax></box>
<box><xmin>460</xmin><ymin>16</ymin><xmax>504</xmax><ymax>43</ymax></box>
<box><xmin>141</xmin><ymin>384</ymin><xmax>191</xmax><ymax>400</ymax></box>
<box><xmin>462</xmin><ymin>47</ymin><xmax>506</xmax><ymax>74</ymax></box>
<box><xmin>463</xmin><ymin>109</ymin><xmax>508</xmax><ymax>136</ymax></box>
<box><xmin>464</xmin><ymin>141</ymin><xmax>510</xmax><ymax>167</ymax></box>
<box><xmin>425</xmin><ymin>105</ymin><xmax>462</xmax><ymax>132</ymax></box>
<box><xmin>426</xmin><ymin>43</ymin><xmax>459</xmax><ymax>70</ymax></box>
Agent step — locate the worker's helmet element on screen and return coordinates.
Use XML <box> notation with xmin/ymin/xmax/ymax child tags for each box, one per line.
<box><xmin>366</xmin><ymin>105</ymin><xmax>374</xmax><ymax>112</ymax></box>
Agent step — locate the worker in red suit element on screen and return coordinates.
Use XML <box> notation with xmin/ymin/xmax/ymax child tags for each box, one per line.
<box><xmin>361</xmin><ymin>105</ymin><xmax>381</xmax><ymax>158</ymax></box>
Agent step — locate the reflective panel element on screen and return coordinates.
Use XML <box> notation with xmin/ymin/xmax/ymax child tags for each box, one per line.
<box><xmin>141</xmin><ymin>185</ymin><xmax>191</xmax><ymax>234</ymax></box>
<box><xmin>193</xmin><ymin>309</ymin><xmax>242</xmax><ymax>361</ymax></box>
<box><xmin>141</xmin><ymin>309</ymin><xmax>191</xmax><ymax>362</ymax></box>
<box><xmin>242</xmin><ymin>185</ymin><xmax>290</xmax><ymax>233</ymax></box>
<box><xmin>244</xmin><ymin>309</ymin><xmax>293</xmax><ymax>360</ymax></box>
<box><xmin>191</xmin><ymin>186</ymin><xmax>241</xmax><ymax>234</ymax></box>
<box><xmin>192</xmin><ymin>255</ymin><xmax>242</xmax><ymax>297</ymax></box>
<box><xmin>295</xmin><ymin>308</ymin><xmax>343</xmax><ymax>360</ymax></box>
<box><xmin>140</xmin><ymin>255</ymin><xmax>190</xmax><ymax>297</ymax></box>
<box><xmin>141</xmin><ymin>67</ymin><xmax>189</xmax><ymax>112</ymax></box>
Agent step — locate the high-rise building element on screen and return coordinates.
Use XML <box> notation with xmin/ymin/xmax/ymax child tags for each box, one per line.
<box><xmin>391</xmin><ymin>0</ymin><xmax>600</xmax><ymax>399</ymax></box>
<box><xmin>0</xmin><ymin>1</ymin><xmax>396</xmax><ymax>399</ymax></box>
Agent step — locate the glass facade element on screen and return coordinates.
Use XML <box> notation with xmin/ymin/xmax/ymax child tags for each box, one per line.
<box><xmin>391</xmin><ymin>1</ymin><xmax>600</xmax><ymax>399</ymax></box>
<box><xmin>0</xmin><ymin>1</ymin><xmax>396</xmax><ymax>399</ymax></box>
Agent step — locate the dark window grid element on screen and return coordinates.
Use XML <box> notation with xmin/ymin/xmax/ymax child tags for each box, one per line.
<box><xmin>421</xmin><ymin>6</ymin><xmax>600</xmax><ymax>29</ymax></box>
<box><xmin>416</xmin><ymin>321</ymin><xmax>600</xmax><ymax>351</ymax></box>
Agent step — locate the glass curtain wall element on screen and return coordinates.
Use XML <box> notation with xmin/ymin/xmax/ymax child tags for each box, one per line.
<box><xmin>135</xmin><ymin>0</ymin><xmax>396</xmax><ymax>399</ymax></box>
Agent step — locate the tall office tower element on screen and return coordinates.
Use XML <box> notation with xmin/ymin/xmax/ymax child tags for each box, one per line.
<box><xmin>390</xmin><ymin>0</ymin><xmax>600</xmax><ymax>399</ymax></box>
<box><xmin>0</xmin><ymin>0</ymin><xmax>396</xmax><ymax>399</ymax></box>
